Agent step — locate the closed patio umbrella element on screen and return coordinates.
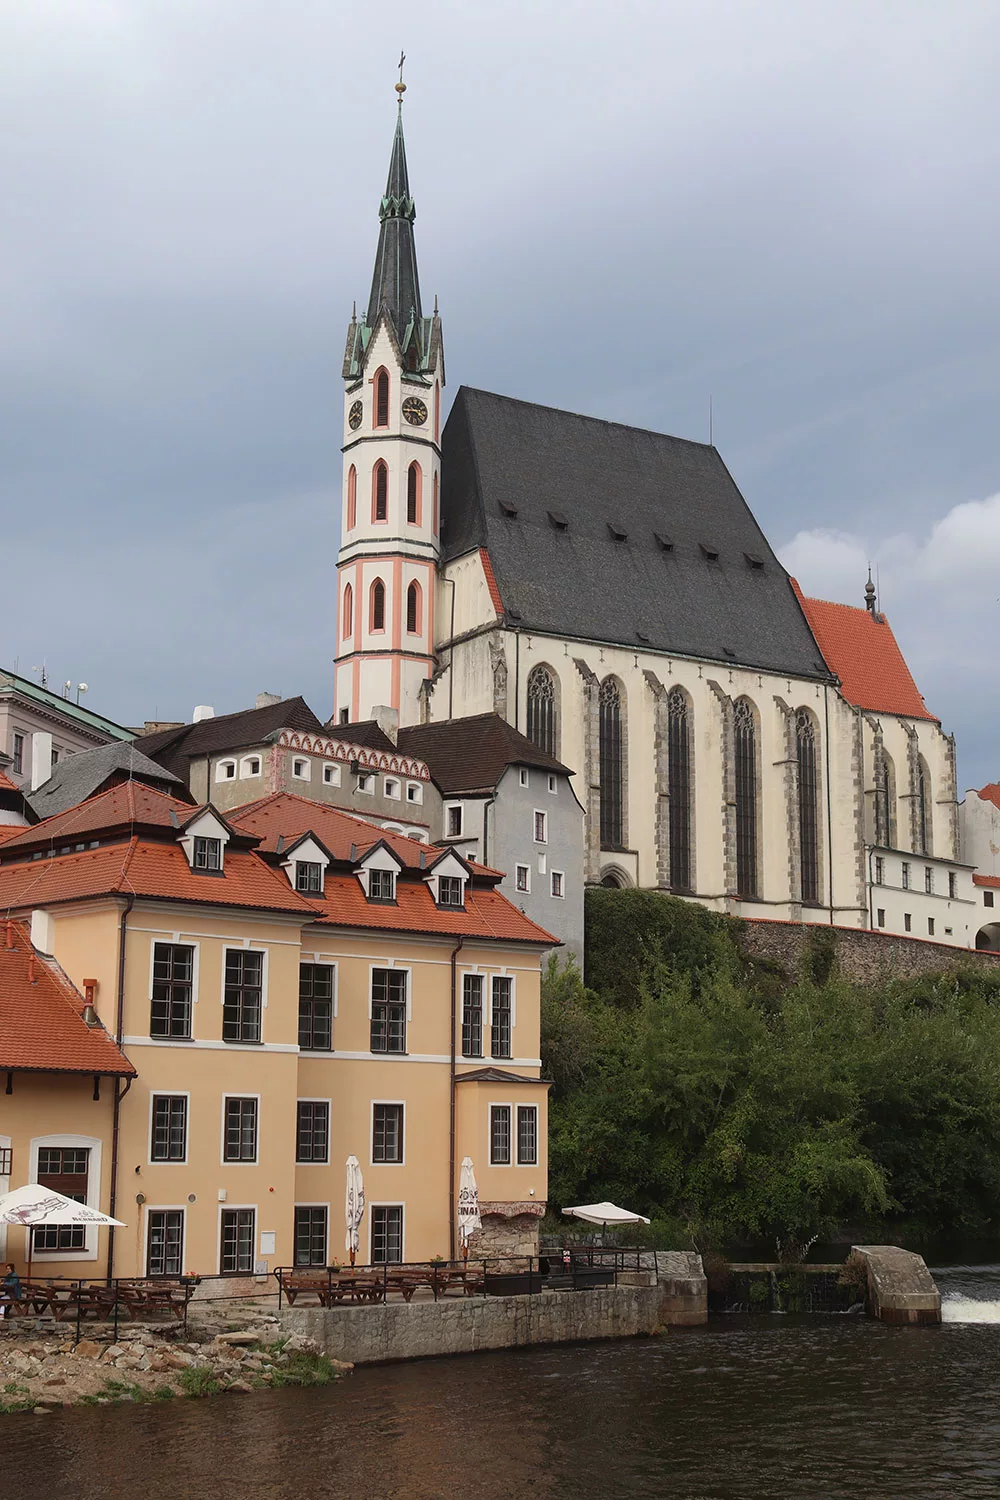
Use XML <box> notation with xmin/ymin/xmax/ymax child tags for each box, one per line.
<box><xmin>0</xmin><ymin>1183</ymin><xmax>125</xmax><ymax>1280</ymax></box>
<box><xmin>457</xmin><ymin>1157</ymin><xmax>482</xmax><ymax>1261</ymax></box>
<box><xmin>345</xmin><ymin>1156</ymin><xmax>365</xmax><ymax>1267</ymax></box>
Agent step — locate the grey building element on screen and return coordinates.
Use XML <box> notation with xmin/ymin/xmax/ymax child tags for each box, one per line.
<box><xmin>0</xmin><ymin>667</ymin><xmax>133</xmax><ymax>794</ymax></box>
<box><xmin>397</xmin><ymin>713</ymin><xmax>584</xmax><ymax>967</ymax></box>
<box><xmin>29</xmin><ymin>740</ymin><xmax>191</xmax><ymax>820</ymax></box>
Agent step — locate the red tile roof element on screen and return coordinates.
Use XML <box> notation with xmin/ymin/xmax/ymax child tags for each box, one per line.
<box><xmin>793</xmin><ymin>583</ymin><xmax>936</xmax><ymax>721</ymax></box>
<box><xmin>977</xmin><ymin>785</ymin><xmax>1000</xmax><ymax>811</ymax></box>
<box><xmin>313</xmin><ymin>871</ymin><xmax>557</xmax><ymax>944</ymax></box>
<box><xmin>0</xmin><ymin>781</ymin><xmax>190</xmax><ymax>853</ymax></box>
<box><xmin>0</xmin><ymin>824</ymin><xmax>25</xmax><ymax>844</ymax></box>
<box><xmin>973</xmin><ymin>874</ymin><xmax>1000</xmax><ymax>889</ymax></box>
<box><xmin>480</xmin><ymin>548</ymin><xmax>504</xmax><ymax>615</ymax></box>
<box><xmin>0</xmin><ymin>921</ymin><xmax>134</xmax><ymax>1075</ymax></box>
<box><xmin>0</xmin><ymin>768</ymin><xmax>18</xmax><ymax>792</ymax></box>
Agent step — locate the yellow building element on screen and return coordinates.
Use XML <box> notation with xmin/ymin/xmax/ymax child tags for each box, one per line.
<box><xmin>0</xmin><ymin>783</ymin><xmax>553</xmax><ymax>1279</ymax></box>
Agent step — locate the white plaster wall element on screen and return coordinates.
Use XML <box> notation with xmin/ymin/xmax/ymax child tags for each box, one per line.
<box><xmin>869</xmin><ymin>849</ymin><xmax>976</xmax><ymax>947</ymax></box>
<box><xmin>960</xmin><ymin>793</ymin><xmax>1000</xmax><ymax>878</ymax></box>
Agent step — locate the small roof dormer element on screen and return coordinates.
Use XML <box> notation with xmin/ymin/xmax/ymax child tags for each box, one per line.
<box><xmin>355</xmin><ymin>838</ymin><xmax>405</xmax><ymax>903</ymax></box>
<box><xmin>424</xmin><ymin>846</ymin><xmax>472</xmax><ymax>910</ymax></box>
<box><xmin>177</xmin><ymin>806</ymin><xmax>233</xmax><ymax>875</ymax></box>
<box><xmin>279</xmin><ymin>832</ymin><xmax>332</xmax><ymax>897</ymax></box>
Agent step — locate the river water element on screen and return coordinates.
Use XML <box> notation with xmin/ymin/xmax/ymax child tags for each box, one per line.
<box><xmin>5</xmin><ymin>1267</ymin><xmax>1000</xmax><ymax>1500</ymax></box>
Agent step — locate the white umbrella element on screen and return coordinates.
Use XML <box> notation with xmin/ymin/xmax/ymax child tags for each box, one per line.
<box><xmin>345</xmin><ymin>1156</ymin><xmax>365</xmax><ymax>1267</ymax></box>
<box><xmin>563</xmin><ymin>1202</ymin><xmax>650</xmax><ymax>1244</ymax></box>
<box><xmin>0</xmin><ymin>1183</ymin><xmax>125</xmax><ymax>1279</ymax></box>
<box><xmin>457</xmin><ymin>1157</ymin><xmax>482</xmax><ymax>1261</ymax></box>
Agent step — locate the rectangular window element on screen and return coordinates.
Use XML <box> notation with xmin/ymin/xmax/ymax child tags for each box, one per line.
<box><xmin>551</xmin><ymin>871</ymin><xmax>564</xmax><ymax>898</ymax></box>
<box><xmin>901</xmin><ymin>862</ymin><xmax>910</xmax><ymax>890</ymax></box>
<box><xmin>949</xmin><ymin>872</ymin><xmax>957</xmax><ymax>899</ymax></box>
<box><xmin>462</xmin><ymin>974</ymin><xmax>483</xmax><ymax>1057</ymax></box>
<box><xmin>357</xmin><ymin>773</ymin><xmax>374</xmax><ymax>793</ymax></box>
<box><xmin>223</xmin><ymin>949</ymin><xmax>263</xmax><ymax>1043</ymax></box>
<box><xmin>490</xmin><ymin>1105</ymin><xmax>512</xmax><ymax>1165</ymax></box>
<box><xmin>50</xmin><ymin>747</ymin><xmax>59</xmax><ymax>768</ymax></box>
<box><xmin>295</xmin><ymin>861</ymin><xmax>323</xmax><ymax>894</ymax></box>
<box><xmin>517</xmin><ymin>1105</ymin><xmax>538</xmax><ymax>1165</ymax></box>
<box><xmin>384</xmin><ymin>778</ymin><xmax>399</xmax><ymax>799</ymax></box>
<box><xmin>150</xmin><ymin>942</ymin><xmax>194</xmax><ymax>1038</ymax></box>
<box><xmin>874</xmin><ymin>856</ymin><xmax>884</xmax><ymax>885</ymax></box>
<box><xmin>371</xmin><ymin>968</ymin><xmax>407</xmax><ymax>1053</ymax></box>
<box><xmin>323</xmin><ymin>764</ymin><xmax>341</xmax><ymax>786</ymax></box>
<box><xmin>368</xmin><ymin>869</ymin><xmax>396</xmax><ymax>902</ymax></box>
<box><xmin>519</xmin><ymin>769</ymin><xmax>528</xmax><ymax>788</ymax></box>
<box><xmin>986</xmin><ymin>891</ymin><xmax>995</xmax><ymax>908</ymax></box>
<box><xmin>220</xmin><ymin>1208</ymin><xmax>255</xmax><ymax>1274</ymax></box>
<box><xmin>406</xmin><ymin>782</ymin><xmax>422</xmax><ymax>803</ymax></box>
<box><xmin>904</xmin><ymin>913</ymin><xmax>912</xmax><ymax>933</ymax></box>
<box><xmin>372</xmin><ymin>1103</ymin><xmax>404</xmax><ymax>1163</ymax></box>
<box><xmin>371</xmin><ymin>1205</ymin><xmax>403</xmax><ymax>1264</ymax></box>
<box><xmin>193</xmin><ymin>836</ymin><xmax>221</xmax><ymax>871</ymax></box>
<box><xmin>147</xmin><ymin>1210</ymin><xmax>184</xmax><ymax>1277</ymax></box>
<box><xmin>34</xmin><ymin>1147</ymin><xmax>89</xmax><ymax>1251</ymax></box>
<box><xmin>925</xmin><ymin>867</ymin><xmax>934</xmax><ymax>894</ymax></box>
<box><xmin>298</xmin><ymin>964</ymin><xmax>334</xmax><ymax>1051</ymax></box>
<box><xmin>877</xmin><ymin>908</ymin><xmax>886</xmax><ymax>928</ymax></box>
<box><xmin>12</xmin><ymin>732</ymin><xmax>24</xmax><ymax>775</ymax></box>
<box><xmin>534</xmin><ymin>811</ymin><xmax>547</xmax><ymax>843</ymax></box>
<box><xmin>491</xmin><ymin>976</ymin><xmax>512</xmax><ymax>1059</ymax></box>
<box><xmin>447</xmin><ymin>806</ymin><xmax>463</xmax><ymax>838</ymax></box>
<box><xmin>296</xmin><ymin>1101</ymin><xmax>329</xmax><ymax>1163</ymax></box>
<box><xmin>294</xmin><ymin>1206</ymin><xmax>327</xmax><ymax>1268</ymax></box>
<box><xmin>548</xmin><ymin>775</ymin><xmax>557</xmax><ymax>793</ymax></box>
<box><xmin>438</xmin><ymin>875</ymin><xmax>463</xmax><ymax>907</ymax></box>
<box><xmin>928</xmin><ymin>917</ymin><xmax>936</xmax><ymax>937</ymax></box>
<box><xmin>292</xmin><ymin>758</ymin><xmax>310</xmax><ymax>780</ymax></box>
<box><xmin>151</xmin><ymin>1095</ymin><xmax>187</xmax><ymax>1162</ymax></box>
<box><xmin>223</xmin><ymin>1097</ymin><xmax>258</xmax><ymax>1162</ymax></box>
<box><xmin>515</xmin><ymin>865</ymin><xmax>530</xmax><ymax>893</ymax></box>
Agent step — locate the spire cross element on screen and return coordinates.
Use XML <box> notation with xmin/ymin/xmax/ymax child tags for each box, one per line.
<box><xmin>396</xmin><ymin>51</ymin><xmax>406</xmax><ymax>106</ymax></box>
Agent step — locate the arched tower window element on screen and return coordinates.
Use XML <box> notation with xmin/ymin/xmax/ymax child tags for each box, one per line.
<box><xmin>346</xmin><ymin>465</ymin><xmax>357</xmax><ymax>530</ymax></box>
<box><xmin>433</xmin><ymin>472</ymin><xmax>439</xmax><ymax>535</ymax></box>
<box><xmin>374</xmin><ymin>368</ymin><xmax>389</xmax><ymax>428</ymax></box>
<box><xmin>406</xmin><ymin>581</ymin><xmax>421</xmax><ymax>634</ymax></box>
<box><xmin>407</xmin><ymin>462</ymin><xmax>421</xmax><ymax>525</ymax></box>
<box><xmin>667</xmin><ymin>687</ymin><xmax>692</xmax><ymax>892</ymax></box>
<box><xmin>342</xmin><ymin>583</ymin><xmax>353</xmax><ymax>640</ymax></box>
<box><xmin>874</xmin><ymin>747</ymin><xmax>895</xmax><ymax>847</ymax></box>
<box><xmin>917</xmin><ymin>757</ymin><xmax>933</xmax><ymax>855</ymax></box>
<box><xmin>527</xmin><ymin>666</ymin><xmax>558</xmax><ymax>757</ymax></box>
<box><xmin>599</xmin><ymin>677</ymin><xmax>626</xmax><ymax>850</ymax></box>
<box><xmin>796</xmin><ymin>709</ymin><xmax>820</xmax><ymax>905</ymax></box>
<box><xmin>372</xmin><ymin>462</ymin><xmax>388</xmax><ymax>523</ymax></box>
<box><xmin>734</xmin><ymin>698</ymin><xmax>759</xmax><ymax>899</ymax></box>
<box><xmin>370</xmin><ymin>579</ymin><xmax>386</xmax><ymax>633</ymax></box>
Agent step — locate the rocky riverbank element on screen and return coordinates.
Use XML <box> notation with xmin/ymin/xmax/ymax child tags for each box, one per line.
<box><xmin>0</xmin><ymin>1314</ymin><xmax>352</xmax><ymax>1415</ymax></box>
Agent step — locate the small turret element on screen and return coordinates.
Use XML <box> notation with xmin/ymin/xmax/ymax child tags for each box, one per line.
<box><xmin>864</xmin><ymin>568</ymin><xmax>877</xmax><ymax>615</ymax></box>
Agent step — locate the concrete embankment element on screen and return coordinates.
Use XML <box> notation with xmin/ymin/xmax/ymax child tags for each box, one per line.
<box><xmin>280</xmin><ymin>1252</ymin><xmax>707</xmax><ymax>1366</ymax></box>
<box><xmin>852</xmin><ymin>1245</ymin><xmax>942</xmax><ymax>1325</ymax></box>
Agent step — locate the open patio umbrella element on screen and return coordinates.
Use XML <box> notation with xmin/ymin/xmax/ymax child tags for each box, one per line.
<box><xmin>345</xmin><ymin>1156</ymin><xmax>365</xmax><ymax>1267</ymax></box>
<box><xmin>0</xmin><ymin>1183</ymin><xmax>125</xmax><ymax>1280</ymax></box>
<box><xmin>563</xmin><ymin>1202</ymin><xmax>650</xmax><ymax>1244</ymax></box>
<box><xmin>457</xmin><ymin>1157</ymin><xmax>482</xmax><ymax>1261</ymax></box>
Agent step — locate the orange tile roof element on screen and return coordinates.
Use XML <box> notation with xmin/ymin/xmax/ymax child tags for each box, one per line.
<box><xmin>0</xmin><ymin>921</ymin><xmax>134</xmax><ymax>1075</ymax></box>
<box><xmin>313</xmin><ymin>871</ymin><xmax>557</xmax><ymax>944</ymax></box>
<box><xmin>480</xmin><ymin>548</ymin><xmax>504</xmax><ymax>615</ymax></box>
<box><xmin>0</xmin><ymin>824</ymin><xmax>25</xmax><ymax>844</ymax></box>
<box><xmin>793</xmin><ymin>582</ymin><xmax>936</xmax><ymax>721</ymax></box>
<box><xmin>977</xmin><ymin>785</ymin><xmax>1000</xmax><ymax>811</ymax></box>
<box><xmin>0</xmin><ymin>768</ymin><xmax>18</xmax><ymax>792</ymax></box>
<box><xmin>973</xmin><ymin>874</ymin><xmax>1000</xmax><ymax>889</ymax></box>
<box><xmin>0</xmin><ymin>780</ymin><xmax>191</xmax><ymax>854</ymax></box>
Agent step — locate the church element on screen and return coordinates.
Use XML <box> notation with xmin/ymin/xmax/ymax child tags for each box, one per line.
<box><xmin>334</xmin><ymin>95</ymin><xmax>967</xmax><ymax>941</ymax></box>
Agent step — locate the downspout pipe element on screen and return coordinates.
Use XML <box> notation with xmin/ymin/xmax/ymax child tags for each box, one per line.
<box><xmin>107</xmin><ymin>891</ymin><xmax>135</xmax><ymax>1281</ymax></box>
<box><xmin>823</xmin><ymin>685</ymin><xmax>835</xmax><ymax>925</ymax></box>
<box><xmin>448</xmin><ymin>934</ymin><xmax>465</xmax><ymax>1261</ymax></box>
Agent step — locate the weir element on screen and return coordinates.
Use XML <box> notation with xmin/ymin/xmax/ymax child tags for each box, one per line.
<box><xmin>852</xmin><ymin>1245</ymin><xmax>942</xmax><ymax>1325</ymax></box>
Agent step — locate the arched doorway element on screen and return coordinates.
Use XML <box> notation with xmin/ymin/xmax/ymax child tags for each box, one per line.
<box><xmin>976</xmin><ymin>924</ymin><xmax>1000</xmax><ymax>952</ymax></box>
<box><xmin>599</xmin><ymin>866</ymin><xmax>632</xmax><ymax>890</ymax></box>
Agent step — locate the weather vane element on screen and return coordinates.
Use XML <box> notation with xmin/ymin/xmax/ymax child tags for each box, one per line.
<box><xmin>396</xmin><ymin>51</ymin><xmax>406</xmax><ymax>103</ymax></box>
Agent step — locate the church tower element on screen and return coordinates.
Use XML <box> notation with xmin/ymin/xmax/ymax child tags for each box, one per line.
<box><xmin>333</xmin><ymin>82</ymin><xmax>444</xmax><ymax>727</ymax></box>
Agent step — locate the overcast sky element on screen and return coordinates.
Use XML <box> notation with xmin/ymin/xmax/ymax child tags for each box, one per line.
<box><xmin>2</xmin><ymin>1</ymin><xmax>998</xmax><ymax>788</ymax></box>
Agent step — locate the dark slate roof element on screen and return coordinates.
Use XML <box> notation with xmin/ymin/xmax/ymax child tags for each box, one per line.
<box><xmin>333</xmin><ymin>720</ymin><xmax>400</xmax><ymax>754</ymax></box>
<box><xmin>366</xmin><ymin>106</ymin><xmax>422</xmax><ymax>342</ymax></box>
<box><xmin>133</xmin><ymin>697</ymin><xmax>326</xmax><ymax>780</ymax></box>
<box><xmin>29</xmin><ymin>742</ymin><xmax>188</xmax><ymax>820</ymax></box>
<box><xmin>397</xmin><ymin>713</ymin><xmax>573</xmax><ymax>795</ymax></box>
<box><xmin>440</xmin><ymin>388</ymin><xmax>833</xmax><ymax>681</ymax></box>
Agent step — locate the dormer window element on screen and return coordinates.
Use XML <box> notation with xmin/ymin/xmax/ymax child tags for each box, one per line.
<box><xmin>438</xmin><ymin>876</ymin><xmax>464</xmax><ymax>909</ymax></box>
<box><xmin>295</xmin><ymin>861</ymin><xmax>323</xmax><ymax>895</ymax></box>
<box><xmin>193</xmin><ymin>837</ymin><xmax>222</xmax><ymax>872</ymax></box>
<box><xmin>369</xmin><ymin>869</ymin><xmax>396</xmax><ymax>902</ymax></box>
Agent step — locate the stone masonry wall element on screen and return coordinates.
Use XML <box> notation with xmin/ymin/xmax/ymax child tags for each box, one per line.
<box><xmin>739</xmin><ymin>917</ymin><xmax>1000</xmax><ymax>984</ymax></box>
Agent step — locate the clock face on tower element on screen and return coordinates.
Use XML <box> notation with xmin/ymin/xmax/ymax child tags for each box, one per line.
<box><xmin>402</xmin><ymin>396</ymin><xmax>428</xmax><ymax>427</ymax></box>
<box><xmin>348</xmin><ymin>400</ymin><xmax>363</xmax><ymax>431</ymax></box>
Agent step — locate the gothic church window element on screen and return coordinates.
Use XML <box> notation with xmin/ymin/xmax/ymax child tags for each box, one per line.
<box><xmin>527</xmin><ymin>666</ymin><xmax>558</xmax><ymax>757</ymax></box>
<box><xmin>374</xmin><ymin>368</ymin><xmax>390</xmax><ymax>428</ymax></box>
<box><xmin>796</xmin><ymin>709</ymin><xmax>820</xmax><ymax>905</ymax></box>
<box><xmin>343</xmin><ymin>583</ymin><xmax>353</xmax><ymax>640</ymax></box>
<box><xmin>407</xmin><ymin>463</ymin><xmax>421</xmax><ymax>524</ymax></box>
<box><xmin>667</xmin><ymin>687</ymin><xmax>692</xmax><ymax>893</ymax></box>
<box><xmin>599</xmin><ymin>677</ymin><xmax>626</xmax><ymax>850</ymax></box>
<box><xmin>406</xmin><ymin>581</ymin><xmax>421</xmax><ymax>634</ymax></box>
<box><xmin>347</xmin><ymin>465</ymin><xmax>357</xmax><ymax>529</ymax></box>
<box><xmin>373</xmin><ymin>462</ymin><xmax>388</xmax><ymax>523</ymax></box>
<box><xmin>874</xmin><ymin>747</ymin><xmax>894</xmax><ymax>847</ymax></box>
<box><xmin>370</xmin><ymin>579</ymin><xmax>386</xmax><ymax>633</ymax></box>
<box><xmin>734</xmin><ymin>698</ymin><xmax>759</xmax><ymax>899</ymax></box>
<box><xmin>917</xmin><ymin>757</ymin><xmax>933</xmax><ymax>855</ymax></box>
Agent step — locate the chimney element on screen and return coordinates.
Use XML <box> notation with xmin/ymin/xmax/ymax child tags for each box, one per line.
<box><xmin>256</xmin><ymin>692</ymin><xmax>282</xmax><ymax>710</ymax></box>
<box><xmin>31</xmin><ymin>731</ymin><xmax>53</xmax><ymax>791</ymax></box>
<box><xmin>192</xmin><ymin>705</ymin><xmax>215</xmax><ymax>723</ymax></box>
<box><xmin>30</xmin><ymin>909</ymin><xmax>54</xmax><ymax>956</ymax></box>
<box><xmin>373</xmin><ymin>706</ymin><xmax>399</xmax><ymax>745</ymax></box>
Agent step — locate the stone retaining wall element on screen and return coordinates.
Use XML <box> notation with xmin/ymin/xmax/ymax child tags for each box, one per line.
<box><xmin>739</xmin><ymin>918</ymin><xmax>1000</xmax><ymax>985</ymax></box>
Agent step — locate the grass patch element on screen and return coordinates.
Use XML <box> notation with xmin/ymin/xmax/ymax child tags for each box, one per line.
<box><xmin>263</xmin><ymin>1347</ymin><xmax>340</xmax><ymax>1390</ymax></box>
<box><xmin>152</xmin><ymin>1384</ymin><xmax>176</xmax><ymax>1400</ymax></box>
<box><xmin>0</xmin><ymin>1395</ymin><xmax>36</xmax><ymax>1415</ymax></box>
<box><xmin>177</xmin><ymin>1366</ymin><xmax>221</xmax><ymax>1399</ymax></box>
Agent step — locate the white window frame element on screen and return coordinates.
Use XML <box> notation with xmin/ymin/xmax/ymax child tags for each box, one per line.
<box><xmin>533</xmin><ymin>809</ymin><xmax>547</xmax><ymax>844</ymax></box>
<box><xmin>367</xmin><ymin>1202</ymin><xmax>406</xmax><ymax>1265</ymax></box>
<box><xmin>323</xmin><ymin>763</ymin><xmax>342</xmax><ymax>787</ymax></box>
<box><xmin>28</xmin><ymin>1134</ymin><xmax>103</xmax><ymax>1263</ymax></box>
<box><xmin>219</xmin><ymin>944</ymin><xmax>269</xmax><ymax>1043</ymax></box>
<box><xmin>445</xmin><ymin>803</ymin><xmax>464</xmax><ymax>839</ymax></box>
<box><xmin>489</xmin><ymin>971</ymin><xmax>517</xmax><ymax>1045</ymax></box>
<box><xmin>489</xmin><ymin>1102</ymin><xmax>513</xmax><ymax>1166</ymax></box>
<box><xmin>240</xmin><ymin>755</ymin><xmax>262</xmax><ymax>779</ymax></box>
<box><xmin>406</xmin><ymin>782</ymin><xmax>423</xmax><ymax>805</ymax></box>
<box><xmin>516</xmin><ymin>1103</ymin><xmax>540</xmax><ymax>1166</ymax></box>
<box><xmin>295</xmin><ymin>1096</ymin><xmax>333</xmax><ymax>1165</ymax></box>
<box><xmin>148</xmin><ymin>936</ymin><xmax>201</xmax><ymax>1029</ymax></box>
<box><xmin>216</xmin><ymin>1203</ymin><xmax>258</xmax><ymax>1277</ymax></box>
<box><xmin>548</xmin><ymin>775</ymin><xmax>557</xmax><ymax>794</ymax></box>
<box><xmin>215</xmin><ymin>759</ymin><xmax>237</xmax><ymax>782</ymax></box>
<box><xmin>144</xmin><ymin>1204</ymin><xmax>187</xmax><ymax>1278</ymax></box>
<box><xmin>220</xmin><ymin>1093</ymin><xmax>262</xmax><ymax>1167</ymax></box>
<box><xmin>295</xmin><ymin>859</ymin><xmax>324</xmax><ymax>896</ymax></box>
<box><xmin>551</xmin><ymin>870</ymin><xmax>565</xmax><ymax>899</ymax></box>
<box><xmin>519</xmin><ymin>768</ymin><xmax>529</xmax><ymax>788</ymax></box>
<box><xmin>370</xmin><ymin>1100</ymin><xmax>407</xmax><ymax>1167</ymax></box>
<box><xmin>357</xmin><ymin>773</ymin><xmax>375</xmax><ymax>795</ymax></box>
<box><xmin>515</xmin><ymin>864</ymin><xmax>531</xmax><ymax>894</ymax></box>
<box><xmin>384</xmin><ymin>778</ymin><xmax>401</xmax><ymax>800</ymax></box>
<box><xmin>291</xmin><ymin>757</ymin><xmax>311</xmax><ymax>781</ymax></box>
<box><xmin>147</xmin><ymin>1090</ymin><xmax>191</xmax><ymax>1166</ymax></box>
<box><xmin>367</xmin><ymin>963</ymin><xmax>413</xmax><ymax>1022</ymax></box>
<box><xmin>292</xmin><ymin>1202</ymin><xmax>331</xmax><ymax>1269</ymax></box>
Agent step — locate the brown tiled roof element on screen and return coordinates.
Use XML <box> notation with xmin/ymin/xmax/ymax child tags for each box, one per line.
<box><xmin>134</xmin><ymin>697</ymin><xmax>326</xmax><ymax>778</ymax></box>
<box><xmin>312</xmin><ymin>872</ymin><xmax>557</xmax><ymax>944</ymax></box>
<box><xmin>977</xmin><ymin>785</ymin><xmax>1000</xmax><ymax>811</ymax></box>
<box><xmin>974</xmin><ymin>874</ymin><xmax>1000</xmax><ymax>889</ymax></box>
<box><xmin>396</xmin><ymin>713</ymin><xmax>573</xmax><ymax>794</ymax></box>
<box><xmin>328</xmin><ymin>720</ymin><xmax>399</xmax><ymax>754</ymax></box>
<box><xmin>0</xmin><ymin>782</ymin><xmax>189</xmax><ymax>854</ymax></box>
<box><xmin>0</xmin><ymin>768</ymin><xmax>18</xmax><ymax>793</ymax></box>
<box><xmin>0</xmin><ymin>921</ymin><xmax>134</xmax><ymax>1076</ymax></box>
<box><xmin>793</xmin><ymin>584</ymin><xmax>937</xmax><ymax>722</ymax></box>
